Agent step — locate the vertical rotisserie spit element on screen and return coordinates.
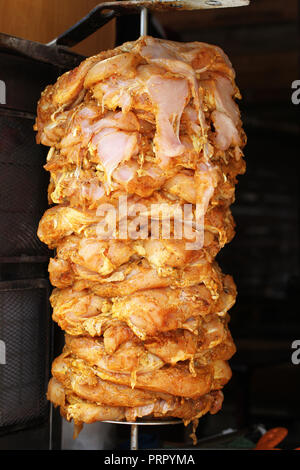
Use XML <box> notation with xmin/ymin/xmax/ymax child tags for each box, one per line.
<box><xmin>35</xmin><ymin>36</ymin><xmax>246</xmax><ymax>436</ymax></box>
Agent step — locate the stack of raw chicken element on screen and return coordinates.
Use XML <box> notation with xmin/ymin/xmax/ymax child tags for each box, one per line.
<box><xmin>35</xmin><ymin>36</ymin><xmax>246</xmax><ymax>434</ymax></box>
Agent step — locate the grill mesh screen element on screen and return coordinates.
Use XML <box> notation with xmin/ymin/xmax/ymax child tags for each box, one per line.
<box><xmin>0</xmin><ymin>282</ymin><xmax>51</xmax><ymax>431</ymax></box>
<box><xmin>0</xmin><ymin>114</ymin><xmax>50</xmax><ymax>258</ymax></box>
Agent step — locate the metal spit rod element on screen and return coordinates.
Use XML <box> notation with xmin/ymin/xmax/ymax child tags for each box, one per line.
<box><xmin>128</xmin><ymin>10</ymin><xmax>148</xmax><ymax>448</ymax></box>
<box><xmin>131</xmin><ymin>424</ymin><xmax>139</xmax><ymax>450</ymax></box>
<box><xmin>131</xmin><ymin>9</ymin><xmax>149</xmax><ymax>448</ymax></box>
<box><xmin>140</xmin><ymin>7</ymin><xmax>148</xmax><ymax>36</ymax></box>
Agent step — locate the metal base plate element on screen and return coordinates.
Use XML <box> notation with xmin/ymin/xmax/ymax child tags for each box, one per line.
<box><xmin>102</xmin><ymin>418</ymin><xmax>182</xmax><ymax>425</ymax></box>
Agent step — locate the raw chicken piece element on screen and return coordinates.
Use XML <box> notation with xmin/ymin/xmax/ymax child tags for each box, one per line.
<box><xmin>48</xmin><ymin>375</ymin><xmax>224</xmax><ymax>424</ymax></box>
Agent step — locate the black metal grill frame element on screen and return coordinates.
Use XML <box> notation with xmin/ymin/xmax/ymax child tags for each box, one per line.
<box><xmin>0</xmin><ymin>42</ymin><xmax>67</xmax><ymax>448</ymax></box>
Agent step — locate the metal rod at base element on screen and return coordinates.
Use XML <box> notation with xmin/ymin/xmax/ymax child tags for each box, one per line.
<box><xmin>102</xmin><ymin>418</ymin><xmax>182</xmax><ymax>450</ymax></box>
<box><xmin>131</xmin><ymin>424</ymin><xmax>138</xmax><ymax>450</ymax></box>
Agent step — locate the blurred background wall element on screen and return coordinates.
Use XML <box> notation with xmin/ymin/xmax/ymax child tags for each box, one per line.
<box><xmin>0</xmin><ymin>0</ymin><xmax>115</xmax><ymax>55</ymax></box>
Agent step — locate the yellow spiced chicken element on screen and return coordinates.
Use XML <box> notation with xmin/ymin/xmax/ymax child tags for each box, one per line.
<box><xmin>35</xmin><ymin>36</ymin><xmax>246</xmax><ymax>438</ymax></box>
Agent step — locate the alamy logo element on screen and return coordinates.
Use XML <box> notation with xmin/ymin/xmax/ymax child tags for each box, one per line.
<box><xmin>291</xmin><ymin>80</ymin><xmax>300</xmax><ymax>105</ymax></box>
<box><xmin>0</xmin><ymin>340</ymin><xmax>6</xmax><ymax>364</ymax></box>
<box><xmin>0</xmin><ymin>80</ymin><xmax>6</xmax><ymax>104</ymax></box>
<box><xmin>94</xmin><ymin>195</ymin><xmax>206</xmax><ymax>250</ymax></box>
<box><xmin>291</xmin><ymin>340</ymin><xmax>300</xmax><ymax>365</ymax></box>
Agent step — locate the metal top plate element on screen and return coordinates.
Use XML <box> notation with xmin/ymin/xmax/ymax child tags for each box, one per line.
<box><xmin>121</xmin><ymin>0</ymin><xmax>249</xmax><ymax>10</ymax></box>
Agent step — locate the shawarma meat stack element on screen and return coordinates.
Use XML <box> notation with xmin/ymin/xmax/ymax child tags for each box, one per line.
<box><xmin>35</xmin><ymin>36</ymin><xmax>246</xmax><ymax>436</ymax></box>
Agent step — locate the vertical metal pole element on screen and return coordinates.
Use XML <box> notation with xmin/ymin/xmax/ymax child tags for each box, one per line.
<box><xmin>130</xmin><ymin>424</ymin><xmax>138</xmax><ymax>450</ymax></box>
<box><xmin>140</xmin><ymin>7</ymin><xmax>148</xmax><ymax>36</ymax></box>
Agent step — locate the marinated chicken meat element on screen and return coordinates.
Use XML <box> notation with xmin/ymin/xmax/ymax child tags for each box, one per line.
<box><xmin>48</xmin><ymin>375</ymin><xmax>224</xmax><ymax>427</ymax></box>
<box><xmin>35</xmin><ymin>36</ymin><xmax>246</xmax><ymax>438</ymax></box>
